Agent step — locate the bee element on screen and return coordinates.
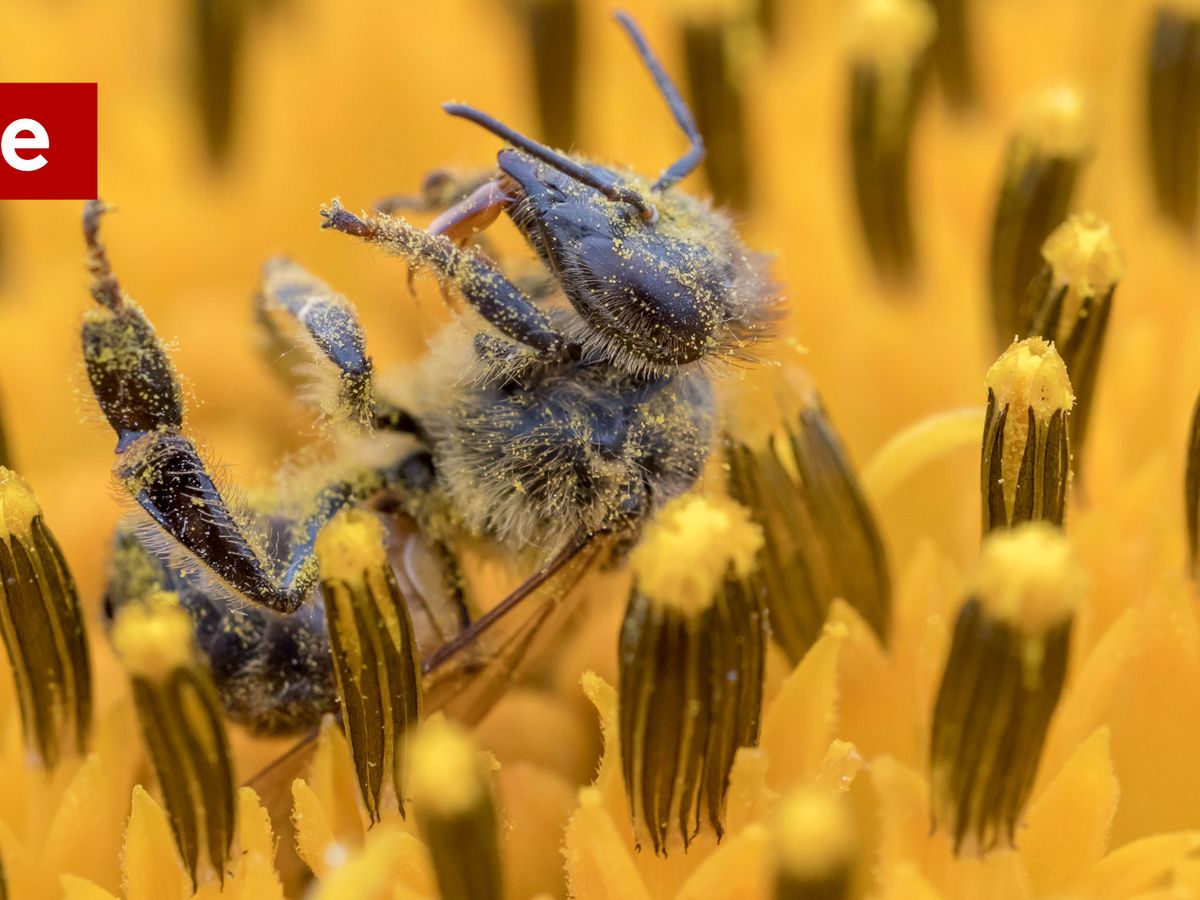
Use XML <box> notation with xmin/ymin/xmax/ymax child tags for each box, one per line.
<box><xmin>87</xmin><ymin>12</ymin><xmax>776</xmax><ymax>746</ymax></box>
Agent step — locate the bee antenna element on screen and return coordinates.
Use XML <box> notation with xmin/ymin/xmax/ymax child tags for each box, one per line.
<box><xmin>613</xmin><ymin>11</ymin><xmax>705</xmax><ymax>191</ymax></box>
<box><xmin>443</xmin><ymin>103</ymin><xmax>658</xmax><ymax>222</ymax></box>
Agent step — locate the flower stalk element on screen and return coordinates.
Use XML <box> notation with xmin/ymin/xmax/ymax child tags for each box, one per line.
<box><xmin>316</xmin><ymin>508</ymin><xmax>423</xmax><ymax>823</ymax></box>
<box><xmin>930</xmin><ymin>524</ymin><xmax>1082</xmax><ymax>854</ymax></box>
<box><xmin>988</xmin><ymin>86</ymin><xmax>1091</xmax><ymax>349</ymax></box>
<box><xmin>1146</xmin><ymin>3</ymin><xmax>1200</xmax><ymax>231</ymax></box>
<box><xmin>0</xmin><ymin>467</ymin><xmax>92</xmax><ymax>769</ymax></box>
<box><xmin>771</xmin><ymin>788</ymin><xmax>857</xmax><ymax>900</ymax></box>
<box><xmin>726</xmin><ymin>370</ymin><xmax>891</xmax><ymax>660</ymax></box>
<box><xmin>1025</xmin><ymin>213</ymin><xmax>1124</xmax><ymax>467</ymax></box>
<box><xmin>618</xmin><ymin>494</ymin><xmax>765</xmax><ymax>854</ymax></box>
<box><xmin>410</xmin><ymin>717</ymin><xmax>505</xmax><ymax>900</ymax></box>
<box><xmin>846</xmin><ymin>0</ymin><xmax>936</xmax><ymax>283</ymax></box>
<box><xmin>112</xmin><ymin>593</ymin><xmax>237</xmax><ymax>888</ymax></box>
<box><xmin>980</xmin><ymin>338</ymin><xmax>1074</xmax><ymax>534</ymax></box>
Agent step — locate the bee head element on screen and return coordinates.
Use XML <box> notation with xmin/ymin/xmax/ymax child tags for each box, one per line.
<box><xmin>499</xmin><ymin>148</ymin><xmax>732</xmax><ymax>368</ymax></box>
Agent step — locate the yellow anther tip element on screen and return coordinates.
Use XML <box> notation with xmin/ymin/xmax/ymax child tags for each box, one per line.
<box><xmin>1017</xmin><ymin>85</ymin><xmax>1091</xmax><ymax>157</ymax></box>
<box><xmin>1042</xmin><ymin>212</ymin><xmax>1125</xmax><ymax>296</ymax></box>
<box><xmin>974</xmin><ymin>524</ymin><xmax>1084</xmax><ymax>634</ymax></box>
<box><xmin>986</xmin><ymin>337</ymin><xmax>1075</xmax><ymax>420</ymax></box>
<box><xmin>772</xmin><ymin>788</ymin><xmax>856</xmax><ymax>879</ymax></box>
<box><xmin>111</xmin><ymin>593</ymin><xmax>195</xmax><ymax>680</ymax></box>
<box><xmin>316</xmin><ymin>509</ymin><xmax>387</xmax><ymax>584</ymax></box>
<box><xmin>630</xmin><ymin>494</ymin><xmax>763</xmax><ymax>615</ymax></box>
<box><xmin>846</xmin><ymin>0</ymin><xmax>937</xmax><ymax>67</ymax></box>
<box><xmin>0</xmin><ymin>467</ymin><xmax>40</xmax><ymax>543</ymax></box>
<box><xmin>409</xmin><ymin>717</ymin><xmax>484</xmax><ymax>818</ymax></box>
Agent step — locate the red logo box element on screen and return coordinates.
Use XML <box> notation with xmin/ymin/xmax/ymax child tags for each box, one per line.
<box><xmin>0</xmin><ymin>83</ymin><xmax>97</xmax><ymax>200</ymax></box>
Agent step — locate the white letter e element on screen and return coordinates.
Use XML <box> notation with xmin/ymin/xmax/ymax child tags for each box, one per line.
<box><xmin>2</xmin><ymin>118</ymin><xmax>50</xmax><ymax>172</ymax></box>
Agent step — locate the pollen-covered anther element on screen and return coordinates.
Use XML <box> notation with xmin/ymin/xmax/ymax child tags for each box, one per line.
<box><xmin>930</xmin><ymin>523</ymin><xmax>1083</xmax><ymax>855</ymax></box>
<box><xmin>112</xmin><ymin>593</ymin><xmax>236</xmax><ymax>888</ymax></box>
<box><xmin>988</xmin><ymin>85</ymin><xmax>1092</xmax><ymax>349</ymax></box>
<box><xmin>981</xmin><ymin>338</ymin><xmax>1074</xmax><ymax>533</ymax></box>
<box><xmin>1025</xmin><ymin>213</ymin><xmax>1123</xmax><ymax>465</ymax></box>
<box><xmin>316</xmin><ymin>509</ymin><xmax>423</xmax><ymax>823</ymax></box>
<box><xmin>620</xmin><ymin>493</ymin><xmax>766</xmax><ymax>855</ymax></box>
<box><xmin>771</xmin><ymin>788</ymin><xmax>857</xmax><ymax>900</ymax></box>
<box><xmin>0</xmin><ymin>467</ymin><xmax>92</xmax><ymax>769</ymax></box>
<box><xmin>725</xmin><ymin>367</ymin><xmax>892</xmax><ymax>661</ymax></box>
<box><xmin>409</xmin><ymin>717</ymin><xmax>504</xmax><ymax>900</ymax></box>
<box><xmin>845</xmin><ymin>0</ymin><xmax>937</xmax><ymax>283</ymax></box>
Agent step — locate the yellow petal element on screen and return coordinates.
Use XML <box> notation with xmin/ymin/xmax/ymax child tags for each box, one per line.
<box><xmin>59</xmin><ymin>874</ymin><xmax>120</xmax><ymax>900</ymax></box>
<box><xmin>1090</xmin><ymin>832</ymin><xmax>1200</xmax><ymax>900</ymax></box>
<box><xmin>875</xmin><ymin>862</ymin><xmax>945</xmax><ymax>900</ymax></box>
<box><xmin>306</xmin><ymin>717</ymin><xmax>366</xmax><ymax>845</ymax></box>
<box><xmin>291</xmin><ymin>778</ymin><xmax>338</xmax><ymax>880</ymax></box>
<box><xmin>311</xmin><ymin>829</ymin><xmax>404</xmax><ymax>900</ymax></box>
<box><xmin>237</xmin><ymin>787</ymin><xmax>275</xmax><ymax>863</ymax></box>
<box><xmin>870</xmin><ymin>755</ymin><xmax>1030</xmax><ymax>899</ymax></box>
<box><xmin>761</xmin><ymin>623</ymin><xmax>846</xmax><ymax>790</ymax></box>
<box><xmin>674</xmin><ymin>824</ymin><xmax>770</xmax><ymax>900</ymax></box>
<box><xmin>496</xmin><ymin>761</ymin><xmax>576</xmax><ymax>900</ymax></box>
<box><xmin>42</xmin><ymin>754</ymin><xmax>123</xmax><ymax>892</ymax></box>
<box><xmin>121</xmin><ymin>785</ymin><xmax>189</xmax><ymax>900</ymax></box>
<box><xmin>1019</xmin><ymin>727</ymin><xmax>1118</xmax><ymax>896</ymax></box>
<box><xmin>563</xmin><ymin>788</ymin><xmax>651</xmax><ymax>900</ymax></box>
<box><xmin>231</xmin><ymin>853</ymin><xmax>285</xmax><ymax>900</ymax></box>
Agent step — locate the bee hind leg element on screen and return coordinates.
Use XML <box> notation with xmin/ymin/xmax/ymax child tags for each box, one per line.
<box><xmin>82</xmin><ymin>201</ymin><xmax>426</xmax><ymax>615</ymax></box>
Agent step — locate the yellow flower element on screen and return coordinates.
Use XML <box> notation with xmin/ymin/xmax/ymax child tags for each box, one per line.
<box><xmin>7</xmin><ymin>0</ymin><xmax>1200</xmax><ymax>898</ymax></box>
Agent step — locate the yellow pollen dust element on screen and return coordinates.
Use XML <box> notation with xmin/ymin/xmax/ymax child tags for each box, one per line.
<box><xmin>1042</xmin><ymin>212</ymin><xmax>1125</xmax><ymax>297</ymax></box>
<box><xmin>1016</xmin><ymin>85</ymin><xmax>1091</xmax><ymax>157</ymax></box>
<box><xmin>0</xmin><ymin>467</ymin><xmax>41</xmax><ymax>543</ymax></box>
<box><xmin>772</xmin><ymin>788</ymin><xmax>857</xmax><ymax>880</ymax></box>
<box><xmin>973</xmin><ymin>523</ymin><xmax>1085</xmax><ymax>635</ymax></box>
<box><xmin>408</xmin><ymin>716</ymin><xmax>484</xmax><ymax>818</ymax></box>
<box><xmin>986</xmin><ymin>337</ymin><xmax>1075</xmax><ymax>422</ymax></box>
<box><xmin>316</xmin><ymin>509</ymin><xmax>387</xmax><ymax>585</ymax></box>
<box><xmin>845</xmin><ymin>0</ymin><xmax>937</xmax><ymax>69</ymax></box>
<box><xmin>630</xmin><ymin>493</ymin><xmax>764</xmax><ymax>616</ymax></box>
<box><xmin>111</xmin><ymin>592</ymin><xmax>195</xmax><ymax>680</ymax></box>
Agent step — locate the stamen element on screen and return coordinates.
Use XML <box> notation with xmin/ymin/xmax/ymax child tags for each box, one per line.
<box><xmin>930</xmin><ymin>524</ymin><xmax>1083</xmax><ymax>854</ymax></box>
<box><xmin>988</xmin><ymin>86</ymin><xmax>1091</xmax><ymax>349</ymax></box>
<box><xmin>112</xmin><ymin>593</ymin><xmax>236</xmax><ymax>888</ymax></box>
<box><xmin>981</xmin><ymin>338</ymin><xmax>1074</xmax><ymax>534</ymax></box>
<box><xmin>771</xmin><ymin>788</ymin><xmax>857</xmax><ymax>900</ymax></box>
<box><xmin>0</xmin><ymin>468</ymin><xmax>92</xmax><ymax>769</ymax></box>
<box><xmin>673</xmin><ymin>2</ymin><xmax>753</xmax><ymax>209</ymax></box>
<box><xmin>409</xmin><ymin>717</ymin><xmax>504</xmax><ymax>900</ymax></box>
<box><xmin>846</xmin><ymin>0</ymin><xmax>937</xmax><ymax>284</ymax></box>
<box><xmin>1146</xmin><ymin>3</ymin><xmax>1200</xmax><ymax>231</ymax></box>
<box><xmin>927</xmin><ymin>0</ymin><xmax>976</xmax><ymax>111</ymax></box>
<box><xmin>726</xmin><ymin>369</ymin><xmax>892</xmax><ymax>660</ymax></box>
<box><xmin>189</xmin><ymin>0</ymin><xmax>246</xmax><ymax>165</ymax></box>
<box><xmin>1026</xmin><ymin>213</ymin><xmax>1124</xmax><ymax>467</ymax></box>
<box><xmin>0</xmin><ymin>391</ymin><xmax>11</xmax><ymax>470</ymax></box>
<box><xmin>316</xmin><ymin>509</ymin><xmax>423</xmax><ymax>823</ymax></box>
<box><xmin>619</xmin><ymin>494</ymin><xmax>766</xmax><ymax>854</ymax></box>
<box><xmin>1185</xmin><ymin>389</ymin><xmax>1200</xmax><ymax>578</ymax></box>
<box><xmin>516</xmin><ymin>0</ymin><xmax>581</xmax><ymax>152</ymax></box>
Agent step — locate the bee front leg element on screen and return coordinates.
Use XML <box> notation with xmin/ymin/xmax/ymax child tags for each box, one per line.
<box><xmin>321</xmin><ymin>200</ymin><xmax>567</xmax><ymax>361</ymax></box>
<box><xmin>254</xmin><ymin>257</ymin><xmax>425</xmax><ymax>437</ymax></box>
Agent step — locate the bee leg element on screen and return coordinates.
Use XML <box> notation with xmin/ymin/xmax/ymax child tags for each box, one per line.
<box><xmin>82</xmin><ymin>201</ymin><xmax>418</xmax><ymax>615</ymax></box>
<box><xmin>254</xmin><ymin>257</ymin><xmax>427</xmax><ymax>437</ymax></box>
<box><xmin>373</xmin><ymin>168</ymin><xmax>497</xmax><ymax>215</ymax></box>
<box><xmin>321</xmin><ymin>200</ymin><xmax>567</xmax><ymax>360</ymax></box>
